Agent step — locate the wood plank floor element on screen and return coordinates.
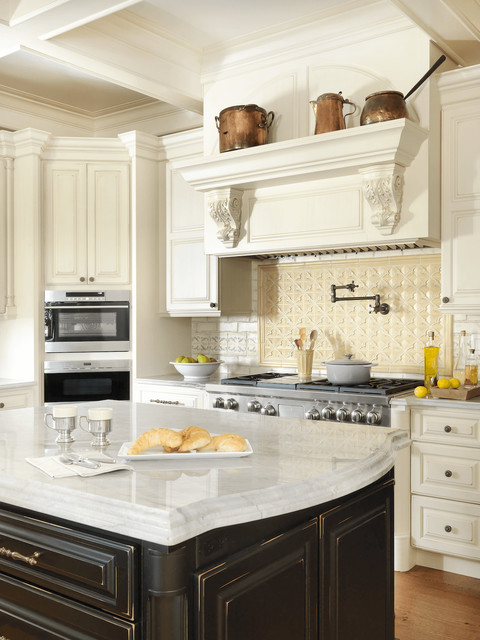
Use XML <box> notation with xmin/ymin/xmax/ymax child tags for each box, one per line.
<box><xmin>395</xmin><ymin>566</ymin><xmax>480</xmax><ymax>640</ymax></box>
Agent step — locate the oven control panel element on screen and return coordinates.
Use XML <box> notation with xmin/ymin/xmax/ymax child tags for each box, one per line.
<box><xmin>207</xmin><ymin>393</ymin><xmax>387</xmax><ymax>426</ymax></box>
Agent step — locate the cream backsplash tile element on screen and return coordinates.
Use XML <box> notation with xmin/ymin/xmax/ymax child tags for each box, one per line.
<box><xmin>258</xmin><ymin>254</ymin><xmax>453</xmax><ymax>376</ymax></box>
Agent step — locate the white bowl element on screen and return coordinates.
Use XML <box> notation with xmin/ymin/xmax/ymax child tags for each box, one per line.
<box><xmin>170</xmin><ymin>360</ymin><xmax>223</xmax><ymax>381</ymax></box>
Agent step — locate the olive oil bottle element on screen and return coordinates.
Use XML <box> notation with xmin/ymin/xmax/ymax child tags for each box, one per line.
<box><xmin>424</xmin><ymin>330</ymin><xmax>439</xmax><ymax>392</ymax></box>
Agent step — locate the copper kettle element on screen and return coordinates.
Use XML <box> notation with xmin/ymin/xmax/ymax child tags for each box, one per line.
<box><xmin>310</xmin><ymin>92</ymin><xmax>356</xmax><ymax>135</ymax></box>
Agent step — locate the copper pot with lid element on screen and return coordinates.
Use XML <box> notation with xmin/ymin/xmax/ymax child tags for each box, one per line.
<box><xmin>310</xmin><ymin>92</ymin><xmax>356</xmax><ymax>134</ymax></box>
<box><xmin>215</xmin><ymin>104</ymin><xmax>274</xmax><ymax>153</ymax></box>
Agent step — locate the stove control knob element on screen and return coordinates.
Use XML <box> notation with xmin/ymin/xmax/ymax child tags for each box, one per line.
<box><xmin>321</xmin><ymin>405</ymin><xmax>336</xmax><ymax>421</ymax></box>
<box><xmin>248</xmin><ymin>400</ymin><xmax>262</xmax><ymax>413</ymax></box>
<box><xmin>261</xmin><ymin>404</ymin><xmax>276</xmax><ymax>416</ymax></box>
<box><xmin>366</xmin><ymin>408</ymin><xmax>382</xmax><ymax>425</ymax></box>
<box><xmin>213</xmin><ymin>397</ymin><xmax>225</xmax><ymax>409</ymax></box>
<box><xmin>351</xmin><ymin>406</ymin><xmax>366</xmax><ymax>423</ymax></box>
<box><xmin>305</xmin><ymin>408</ymin><xmax>320</xmax><ymax>420</ymax></box>
<box><xmin>225</xmin><ymin>398</ymin><xmax>238</xmax><ymax>411</ymax></box>
<box><xmin>336</xmin><ymin>405</ymin><xmax>351</xmax><ymax>421</ymax></box>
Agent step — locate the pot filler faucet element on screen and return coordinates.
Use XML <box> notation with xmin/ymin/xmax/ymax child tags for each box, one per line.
<box><xmin>330</xmin><ymin>281</ymin><xmax>390</xmax><ymax>315</ymax></box>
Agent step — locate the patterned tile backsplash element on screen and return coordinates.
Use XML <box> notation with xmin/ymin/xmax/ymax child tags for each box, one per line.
<box><xmin>258</xmin><ymin>254</ymin><xmax>452</xmax><ymax>376</ymax></box>
<box><xmin>192</xmin><ymin>251</ymin><xmax>480</xmax><ymax>377</ymax></box>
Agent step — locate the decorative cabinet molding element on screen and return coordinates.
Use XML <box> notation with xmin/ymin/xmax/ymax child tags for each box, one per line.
<box><xmin>438</xmin><ymin>65</ymin><xmax>480</xmax><ymax>314</ymax></box>
<box><xmin>359</xmin><ymin>164</ymin><xmax>405</xmax><ymax>235</ymax></box>
<box><xmin>207</xmin><ymin>188</ymin><xmax>243</xmax><ymax>248</ymax></box>
<box><xmin>176</xmin><ymin>119</ymin><xmax>430</xmax><ymax>255</ymax></box>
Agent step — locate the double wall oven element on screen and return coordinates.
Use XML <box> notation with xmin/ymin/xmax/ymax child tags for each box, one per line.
<box><xmin>43</xmin><ymin>291</ymin><xmax>131</xmax><ymax>403</ymax></box>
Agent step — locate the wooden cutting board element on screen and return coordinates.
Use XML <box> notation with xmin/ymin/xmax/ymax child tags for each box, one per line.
<box><xmin>430</xmin><ymin>386</ymin><xmax>480</xmax><ymax>400</ymax></box>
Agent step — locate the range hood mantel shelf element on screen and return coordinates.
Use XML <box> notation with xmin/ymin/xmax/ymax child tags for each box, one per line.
<box><xmin>176</xmin><ymin>119</ymin><xmax>428</xmax><ymax>192</ymax></box>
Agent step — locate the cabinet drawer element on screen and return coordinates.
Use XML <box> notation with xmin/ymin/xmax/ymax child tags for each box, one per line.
<box><xmin>412</xmin><ymin>442</ymin><xmax>480</xmax><ymax>502</ymax></box>
<box><xmin>411</xmin><ymin>495</ymin><xmax>480</xmax><ymax>560</ymax></box>
<box><xmin>0</xmin><ymin>572</ymin><xmax>137</xmax><ymax>640</ymax></box>
<box><xmin>0</xmin><ymin>389</ymin><xmax>33</xmax><ymax>410</ymax></box>
<box><xmin>0</xmin><ymin>508</ymin><xmax>137</xmax><ymax>619</ymax></box>
<box><xmin>138</xmin><ymin>387</ymin><xmax>204</xmax><ymax>408</ymax></box>
<box><xmin>411</xmin><ymin>408</ymin><xmax>480</xmax><ymax>446</ymax></box>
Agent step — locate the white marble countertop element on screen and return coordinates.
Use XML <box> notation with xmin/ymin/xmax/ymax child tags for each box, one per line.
<box><xmin>0</xmin><ymin>378</ymin><xmax>35</xmax><ymax>390</ymax></box>
<box><xmin>0</xmin><ymin>400</ymin><xmax>409</xmax><ymax>546</ymax></box>
<box><xmin>392</xmin><ymin>392</ymin><xmax>480</xmax><ymax>410</ymax></box>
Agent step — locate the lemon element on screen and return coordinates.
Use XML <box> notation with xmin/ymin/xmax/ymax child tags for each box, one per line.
<box><xmin>450</xmin><ymin>378</ymin><xmax>461</xmax><ymax>388</ymax></box>
<box><xmin>437</xmin><ymin>378</ymin><xmax>451</xmax><ymax>389</ymax></box>
<box><xmin>414</xmin><ymin>386</ymin><xmax>428</xmax><ymax>398</ymax></box>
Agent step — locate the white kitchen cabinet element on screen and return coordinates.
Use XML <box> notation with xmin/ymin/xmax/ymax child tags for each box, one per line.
<box><xmin>410</xmin><ymin>404</ymin><xmax>480</xmax><ymax>567</ymax></box>
<box><xmin>134</xmin><ymin>382</ymin><xmax>206</xmax><ymax>408</ymax></box>
<box><xmin>0</xmin><ymin>387</ymin><xmax>34</xmax><ymax>410</ymax></box>
<box><xmin>163</xmin><ymin>131</ymin><xmax>251</xmax><ymax>316</ymax></box>
<box><xmin>438</xmin><ymin>65</ymin><xmax>480</xmax><ymax>314</ymax></box>
<box><xmin>44</xmin><ymin>162</ymin><xmax>130</xmax><ymax>286</ymax></box>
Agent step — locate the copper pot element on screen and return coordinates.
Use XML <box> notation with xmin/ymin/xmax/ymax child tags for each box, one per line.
<box><xmin>310</xmin><ymin>92</ymin><xmax>356</xmax><ymax>134</ymax></box>
<box><xmin>360</xmin><ymin>90</ymin><xmax>407</xmax><ymax>125</ymax></box>
<box><xmin>215</xmin><ymin>104</ymin><xmax>274</xmax><ymax>153</ymax></box>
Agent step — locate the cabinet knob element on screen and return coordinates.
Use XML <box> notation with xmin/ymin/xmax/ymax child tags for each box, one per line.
<box><xmin>209</xmin><ymin>302</ymin><xmax>217</xmax><ymax>308</ymax></box>
<box><xmin>0</xmin><ymin>403</ymin><xmax>4</xmax><ymax>409</ymax></box>
<box><xmin>80</xmin><ymin>277</ymin><xmax>86</xmax><ymax>282</ymax></box>
<box><xmin>444</xmin><ymin>469</ymin><xmax>453</xmax><ymax>478</ymax></box>
<box><xmin>442</xmin><ymin>296</ymin><xmax>450</xmax><ymax>303</ymax></box>
<box><xmin>444</xmin><ymin>525</ymin><xmax>452</xmax><ymax>533</ymax></box>
<box><xmin>444</xmin><ymin>425</ymin><xmax>452</xmax><ymax>433</ymax></box>
<box><xmin>89</xmin><ymin>277</ymin><xmax>95</xmax><ymax>282</ymax></box>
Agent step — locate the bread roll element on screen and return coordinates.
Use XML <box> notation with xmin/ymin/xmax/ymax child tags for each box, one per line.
<box><xmin>127</xmin><ymin>427</ymin><xmax>182</xmax><ymax>455</ymax></box>
<box><xmin>200</xmin><ymin>433</ymin><xmax>247</xmax><ymax>453</ymax></box>
<box><xmin>178</xmin><ymin>426</ymin><xmax>211</xmax><ymax>452</ymax></box>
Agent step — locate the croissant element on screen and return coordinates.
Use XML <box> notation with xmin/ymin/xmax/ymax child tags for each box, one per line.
<box><xmin>127</xmin><ymin>427</ymin><xmax>183</xmax><ymax>455</ymax></box>
<box><xmin>199</xmin><ymin>433</ymin><xmax>247</xmax><ymax>453</ymax></box>
<box><xmin>178</xmin><ymin>426</ymin><xmax>211</xmax><ymax>453</ymax></box>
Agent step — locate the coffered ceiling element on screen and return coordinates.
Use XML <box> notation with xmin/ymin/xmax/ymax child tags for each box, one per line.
<box><xmin>0</xmin><ymin>0</ymin><xmax>478</xmax><ymax>117</ymax></box>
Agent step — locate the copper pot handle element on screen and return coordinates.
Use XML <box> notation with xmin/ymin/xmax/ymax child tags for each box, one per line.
<box><xmin>343</xmin><ymin>99</ymin><xmax>357</xmax><ymax>118</ymax></box>
<box><xmin>259</xmin><ymin>111</ymin><xmax>275</xmax><ymax>129</ymax></box>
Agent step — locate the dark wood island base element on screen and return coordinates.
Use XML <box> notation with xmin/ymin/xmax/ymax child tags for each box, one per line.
<box><xmin>0</xmin><ymin>471</ymin><xmax>394</xmax><ymax>640</ymax></box>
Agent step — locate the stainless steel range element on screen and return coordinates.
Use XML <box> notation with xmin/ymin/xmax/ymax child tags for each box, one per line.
<box><xmin>205</xmin><ymin>373</ymin><xmax>422</xmax><ymax>427</ymax></box>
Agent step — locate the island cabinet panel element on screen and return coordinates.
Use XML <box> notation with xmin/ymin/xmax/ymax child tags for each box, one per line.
<box><xmin>0</xmin><ymin>507</ymin><xmax>138</xmax><ymax>618</ymax></box>
<box><xmin>195</xmin><ymin>518</ymin><xmax>318</xmax><ymax>640</ymax></box>
<box><xmin>320</xmin><ymin>482</ymin><xmax>394</xmax><ymax>640</ymax></box>
<box><xmin>0</xmin><ymin>573</ymin><xmax>137</xmax><ymax>639</ymax></box>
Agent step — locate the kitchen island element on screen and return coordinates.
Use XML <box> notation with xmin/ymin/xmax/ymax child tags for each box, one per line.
<box><xmin>0</xmin><ymin>401</ymin><xmax>408</xmax><ymax>640</ymax></box>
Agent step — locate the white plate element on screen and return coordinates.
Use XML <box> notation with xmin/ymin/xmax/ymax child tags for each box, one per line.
<box><xmin>117</xmin><ymin>438</ymin><xmax>253</xmax><ymax>460</ymax></box>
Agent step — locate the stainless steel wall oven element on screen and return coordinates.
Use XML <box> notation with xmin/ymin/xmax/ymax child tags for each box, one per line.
<box><xmin>44</xmin><ymin>360</ymin><xmax>130</xmax><ymax>404</ymax></box>
<box><xmin>44</xmin><ymin>290</ymin><xmax>130</xmax><ymax>353</ymax></box>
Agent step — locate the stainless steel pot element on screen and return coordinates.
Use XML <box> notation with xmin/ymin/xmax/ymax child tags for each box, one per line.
<box><xmin>323</xmin><ymin>354</ymin><xmax>377</xmax><ymax>385</ymax></box>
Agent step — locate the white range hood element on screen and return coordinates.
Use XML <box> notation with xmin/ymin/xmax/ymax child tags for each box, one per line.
<box><xmin>176</xmin><ymin>118</ymin><xmax>437</xmax><ymax>256</ymax></box>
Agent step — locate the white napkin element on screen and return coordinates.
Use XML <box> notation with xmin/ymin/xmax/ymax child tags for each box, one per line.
<box><xmin>26</xmin><ymin>455</ymin><xmax>132</xmax><ymax>478</ymax></box>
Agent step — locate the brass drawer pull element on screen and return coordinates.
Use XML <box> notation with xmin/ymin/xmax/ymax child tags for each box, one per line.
<box><xmin>0</xmin><ymin>546</ymin><xmax>40</xmax><ymax>565</ymax></box>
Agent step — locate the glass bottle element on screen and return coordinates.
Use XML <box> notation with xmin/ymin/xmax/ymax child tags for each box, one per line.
<box><xmin>453</xmin><ymin>330</ymin><xmax>468</xmax><ymax>385</ymax></box>
<box><xmin>424</xmin><ymin>330</ymin><xmax>439</xmax><ymax>392</ymax></box>
<box><xmin>464</xmin><ymin>349</ymin><xmax>478</xmax><ymax>388</ymax></box>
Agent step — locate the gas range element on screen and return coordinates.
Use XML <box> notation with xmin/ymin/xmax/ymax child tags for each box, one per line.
<box><xmin>205</xmin><ymin>373</ymin><xmax>422</xmax><ymax>427</ymax></box>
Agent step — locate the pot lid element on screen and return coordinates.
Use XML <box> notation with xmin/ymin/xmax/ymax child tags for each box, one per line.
<box><xmin>325</xmin><ymin>354</ymin><xmax>373</xmax><ymax>366</ymax></box>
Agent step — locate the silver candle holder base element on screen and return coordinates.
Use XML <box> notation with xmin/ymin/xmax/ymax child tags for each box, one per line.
<box><xmin>79</xmin><ymin>407</ymin><xmax>113</xmax><ymax>448</ymax></box>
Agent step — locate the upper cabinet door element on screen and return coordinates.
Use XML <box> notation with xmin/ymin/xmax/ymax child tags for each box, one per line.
<box><xmin>87</xmin><ymin>164</ymin><xmax>130</xmax><ymax>286</ymax></box>
<box><xmin>44</xmin><ymin>162</ymin><xmax>88</xmax><ymax>286</ymax></box>
<box><xmin>44</xmin><ymin>162</ymin><xmax>130</xmax><ymax>287</ymax></box>
<box><xmin>440</xmin><ymin>70</ymin><xmax>480</xmax><ymax>314</ymax></box>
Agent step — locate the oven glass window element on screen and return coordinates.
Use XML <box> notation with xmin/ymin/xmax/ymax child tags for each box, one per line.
<box><xmin>44</xmin><ymin>371</ymin><xmax>130</xmax><ymax>403</ymax></box>
<box><xmin>57</xmin><ymin>311</ymin><xmax>119</xmax><ymax>339</ymax></box>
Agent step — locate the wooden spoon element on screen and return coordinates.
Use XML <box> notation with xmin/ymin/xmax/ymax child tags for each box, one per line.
<box><xmin>309</xmin><ymin>329</ymin><xmax>318</xmax><ymax>350</ymax></box>
<box><xmin>299</xmin><ymin>327</ymin><xmax>307</xmax><ymax>344</ymax></box>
